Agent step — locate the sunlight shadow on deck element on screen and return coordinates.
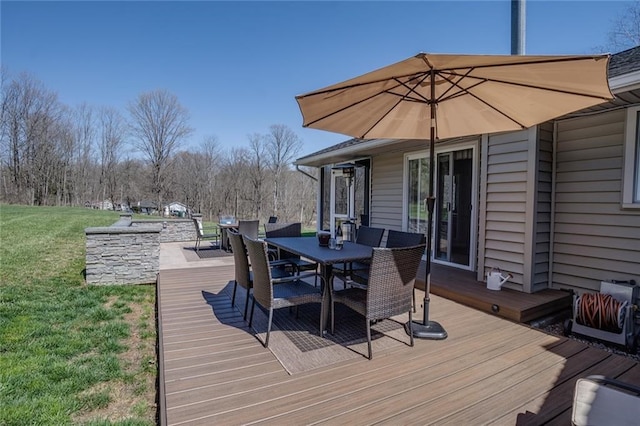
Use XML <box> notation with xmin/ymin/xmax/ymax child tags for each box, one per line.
<box><xmin>201</xmin><ymin>282</ymin><xmax>412</xmax><ymax>374</ymax></box>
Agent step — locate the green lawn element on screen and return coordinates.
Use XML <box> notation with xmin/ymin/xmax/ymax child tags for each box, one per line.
<box><xmin>0</xmin><ymin>205</ymin><xmax>157</xmax><ymax>425</ymax></box>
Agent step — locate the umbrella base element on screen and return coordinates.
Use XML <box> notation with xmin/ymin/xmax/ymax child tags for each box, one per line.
<box><xmin>405</xmin><ymin>320</ymin><xmax>448</xmax><ymax>340</ymax></box>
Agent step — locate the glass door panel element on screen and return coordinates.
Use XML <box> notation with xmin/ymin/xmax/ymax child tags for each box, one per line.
<box><xmin>436</xmin><ymin>149</ymin><xmax>472</xmax><ymax>266</ymax></box>
<box><xmin>407</xmin><ymin>157</ymin><xmax>429</xmax><ymax>235</ymax></box>
<box><xmin>436</xmin><ymin>154</ymin><xmax>451</xmax><ymax>260</ymax></box>
<box><xmin>330</xmin><ymin>169</ymin><xmax>353</xmax><ymax>237</ymax></box>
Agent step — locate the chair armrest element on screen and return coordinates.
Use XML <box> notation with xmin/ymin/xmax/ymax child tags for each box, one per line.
<box><xmin>331</xmin><ymin>271</ymin><xmax>368</xmax><ymax>290</ymax></box>
<box><xmin>273</xmin><ymin>272</ymin><xmax>325</xmax><ymax>286</ymax></box>
<box><xmin>269</xmin><ymin>259</ymin><xmax>295</xmax><ymax>268</ymax></box>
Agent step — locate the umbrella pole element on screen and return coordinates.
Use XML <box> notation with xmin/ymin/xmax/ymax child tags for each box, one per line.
<box><xmin>406</xmin><ymin>70</ymin><xmax>447</xmax><ymax>340</ymax></box>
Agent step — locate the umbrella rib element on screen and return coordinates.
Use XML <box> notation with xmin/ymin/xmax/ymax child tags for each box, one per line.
<box><xmin>303</xmin><ymin>76</ymin><xmax>430</xmax><ymax>132</ymax></box>
<box><xmin>417</xmin><ymin>52</ymin><xmax>608</xmax><ymax>72</ymax></box>
<box><xmin>295</xmin><ymin>71</ymin><xmax>433</xmax><ymax>99</ymax></box>
<box><xmin>431</xmin><ymin>66</ymin><xmax>612</xmax><ymax>128</ymax></box>
<box><xmin>439</xmin><ymin>70</ymin><xmax>612</xmax><ymax>101</ymax></box>
<box><xmin>360</xmin><ymin>75</ymin><xmax>431</xmax><ymax>137</ymax></box>
<box><xmin>424</xmin><ymin>68</ymin><xmax>527</xmax><ymax>128</ymax></box>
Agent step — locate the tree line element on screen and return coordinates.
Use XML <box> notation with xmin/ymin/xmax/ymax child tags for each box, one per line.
<box><xmin>0</xmin><ymin>70</ymin><xmax>318</xmax><ymax>224</ymax></box>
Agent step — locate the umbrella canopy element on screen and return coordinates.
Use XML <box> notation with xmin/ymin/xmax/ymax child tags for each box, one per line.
<box><xmin>296</xmin><ymin>53</ymin><xmax>613</xmax><ymax>141</ymax></box>
<box><xmin>295</xmin><ymin>52</ymin><xmax>614</xmax><ymax>339</ymax></box>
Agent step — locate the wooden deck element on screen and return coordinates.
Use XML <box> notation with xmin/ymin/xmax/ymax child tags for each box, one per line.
<box><xmin>157</xmin><ymin>264</ymin><xmax>640</xmax><ymax>425</ymax></box>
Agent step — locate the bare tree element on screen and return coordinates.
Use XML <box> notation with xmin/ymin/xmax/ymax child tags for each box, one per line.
<box><xmin>0</xmin><ymin>72</ymin><xmax>63</xmax><ymax>204</ymax></box>
<box><xmin>199</xmin><ymin>136</ymin><xmax>219</xmax><ymax>221</ymax></box>
<box><xmin>54</xmin><ymin>109</ymin><xmax>76</xmax><ymax>206</ymax></box>
<box><xmin>127</xmin><ymin>89</ymin><xmax>193</xmax><ymax>215</ymax></box>
<box><xmin>71</xmin><ymin>103</ymin><xmax>97</xmax><ymax>207</ymax></box>
<box><xmin>118</xmin><ymin>157</ymin><xmax>145</xmax><ymax>209</ymax></box>
<box><xmin>98</xmin><ymin>106</ymin><xmax>126</xmax><ymax>209</ymax></box>
<box><xmin>265</xmin><ymin>124</ymin><xmax>302</xmax><ymax>217</ymax></box>
<box><xmin>247</xmin><ymin>133</ymin><xmax>267</xmax><ymax>218</ymax></box>
<box><xmin>601</xmin><ymin>1</ymin><xmax>640</xmax><ymax>52</ymax></box>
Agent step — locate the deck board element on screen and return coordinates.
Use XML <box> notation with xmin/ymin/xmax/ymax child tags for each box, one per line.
<box><xmin>158</xmin><ymin>263</ymin><xmax>639</xmax><ymax>425</ymax></box>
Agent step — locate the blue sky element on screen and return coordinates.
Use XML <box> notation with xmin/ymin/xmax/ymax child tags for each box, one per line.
<box><xmin>2</xmin><ymin>1</ymin><xmax>634</xmax><ymax>157</ymax></box>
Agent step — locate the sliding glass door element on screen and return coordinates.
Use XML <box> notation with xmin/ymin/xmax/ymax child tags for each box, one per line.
<box><xmin>435</xmin><ymin>149</ymin><xmax>473</xmax><ymax>266</ymax></box>
<box><xmin>406</xmin><ymin>146</ymin><xmax>475</xmax><ymax>269</ymax></box>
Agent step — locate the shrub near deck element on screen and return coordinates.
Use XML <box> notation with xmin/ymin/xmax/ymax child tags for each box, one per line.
<box><xmin>0</xmin><ymin>205</ymin><xmax>157</xmax><ymax>425</ymax></box>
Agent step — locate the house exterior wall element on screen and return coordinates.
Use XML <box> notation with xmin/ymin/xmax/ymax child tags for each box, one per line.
<box><xmin>551</xmin><ymin>108</ymin><xmax>640</xmax><ymax>293</ymax></box>
<box><xmin>369</xmin><ymin>151</ymin><xmax>404</xmax><ymax>246</ymax></box>
<box><xmin>534</xmin><ymin>122</ymin><xmax>554</xmax><ymax>292</ymax></box>
<box><xmin>478</xmin><ymin>129</ymin><xmax>533</xmax><ymax>292</ymax></box>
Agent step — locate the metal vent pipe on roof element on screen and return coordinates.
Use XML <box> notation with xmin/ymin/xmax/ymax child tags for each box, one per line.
<box><xmin>511</xmin><ymin>0</ymin><xmax>526</xmax><ymax>55</ymax></box>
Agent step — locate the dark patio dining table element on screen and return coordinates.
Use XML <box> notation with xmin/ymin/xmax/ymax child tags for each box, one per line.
<box><xmin>264</xmin><ymin>236</ymin><xmax>373</xmax><ymax>330</ymax></box>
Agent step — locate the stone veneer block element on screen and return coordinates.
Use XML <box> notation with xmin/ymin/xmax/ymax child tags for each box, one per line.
<box><xmin>85</xmin><ymin>214</ymin><xmax>198</xmax><ymax>285</ymax></box>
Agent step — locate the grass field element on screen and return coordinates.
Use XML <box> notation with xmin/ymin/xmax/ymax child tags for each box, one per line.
<box><xmin>0</xmin><ymin>205</ymin><xmax>157</xmax><ymax>425</ymax></box>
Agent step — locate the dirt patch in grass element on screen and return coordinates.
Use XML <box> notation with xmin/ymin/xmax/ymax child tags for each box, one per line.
<box><xmin>73</xmin><ymin>294</ymin><xmax>157</xmax><ymax>424</ymax></box>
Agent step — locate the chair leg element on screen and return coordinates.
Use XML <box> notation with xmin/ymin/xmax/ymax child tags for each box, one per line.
<box><xmin>249</xmin><ymin>298</ymin><xmax>256</xmax><ymax>327</ymax></box>
<box><xmin>243</xmin><ymin>289</ymin><xmax>251</xmax><ymax>320</ymax></box>
<box><xmin>319</xmin><ymin>299</ymin><xmax>324</xmax><ymax>337</ymax></box>
<box><xmin>264</xmin><ymin>308</ymin><xmax>274</xmax><ymax>348</ymax></box>
<box><xmin>330</xmin><ymin>299</ymin><xmax>335</xmax><ymax>335</ymax></box>
<box><xmin>412</xmin><ymin>289</ymin><xmax>416</xmax><ymax>313</ymax></box>
<box><xmin>231</xmin><ymin>281</ymin><xmax>237</xmax><ymax>307</ymax></box>
<box><xmin>408</xmin><ymin>309</ymin><xmax>414</xmax><ymax>347</ymax></box>
<box><xmin>366</xmin><ymin>320</ymin><xmax>372</xmax><ymax>360</ymax></box>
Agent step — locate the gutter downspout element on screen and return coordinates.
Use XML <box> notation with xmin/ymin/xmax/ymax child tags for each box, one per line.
<box><xmin>295</xmin><ymin>164</ymin><xmax>317</xmax><ymax>181</ymax></box>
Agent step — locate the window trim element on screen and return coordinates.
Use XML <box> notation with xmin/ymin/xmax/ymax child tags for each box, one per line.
<box><xmin>622</xmin><ymin>106</ymin><xmax>640</xmax><ymax>208</ymax></box>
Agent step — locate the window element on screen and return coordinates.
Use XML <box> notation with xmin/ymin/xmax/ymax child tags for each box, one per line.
<box><xmin>623</xmin><ymin>106</ymin><xmax>640</xmax><ymax>207</ymax></box>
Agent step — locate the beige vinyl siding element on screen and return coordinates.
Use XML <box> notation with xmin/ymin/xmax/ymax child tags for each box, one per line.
<box><xmin>533</xmin><ymin>122</ymin><xmax>554</xmax><ymax>292</ymax></box>
<box><xmin>552</xmin><ymin>108</ymin><xmax>640</xmax><ymax>294</ymax></box>
<box><xmin>481</xmin><ymin>129</ymin><xmax>531</xmax><ymax>292</ymax></box>
<box><xmin>369</xmin><ymin>151</ymin><xmax>404</xmax><ymax>243</ymax></box>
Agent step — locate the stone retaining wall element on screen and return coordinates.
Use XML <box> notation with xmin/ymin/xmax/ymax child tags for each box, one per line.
<box><xmin>131</xmin><ymin>217</ymin><xmax>195</xmax><ymax>243</ymax></box>
<box><xmin>85</xmin><ymin>214</ymin><xmax>197</xmax><ymax>285</ymax></box>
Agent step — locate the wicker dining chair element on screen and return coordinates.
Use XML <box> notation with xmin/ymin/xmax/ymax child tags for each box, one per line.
<box><xmin>385</xmin><ymin>229</ymin><xmax>426</xmax><ymax>248</ymax></box>
<box><xmin>237</xmin><ymin>220</ymin><xmax>259</xmax><ymax>240</ymax></box>
<box><xmin>347</xmin><ymin>230</ymin><xmax>426</xmax><ymax>310</ymax></box>
<box><xmin>330</xmin><ymin>244</ymin><xmax>425</xmax><ymax>359</ymax></box>
<box><xmin>336</xmin><ymin>229</ymin><xmax>425</xmax><ymax>287</ymax></box>
<box><xmin>227</xmin><ymin>229</ymin><xmax>291</xmax><ymax>320</ymax></box>
<box><xmin>243</xmin><ymin>235</ymin><xmax>325</xmax><ymax>348</ymax></box>
<box><xmin>264</xmin><ymin>222</ymin><xmax>318</xmax><ymax>283</ymax></box>
<box><xmin>331</xmin><ymin>226</ymin><xmax>385</xmax><ymax>285</ymax></box>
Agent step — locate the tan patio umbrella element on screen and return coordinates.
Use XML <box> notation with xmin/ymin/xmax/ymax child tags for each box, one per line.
<box><xmin>296</xmin><ymin>52</ymin><xmax>614</xmax><ymax>339</ymax></box>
